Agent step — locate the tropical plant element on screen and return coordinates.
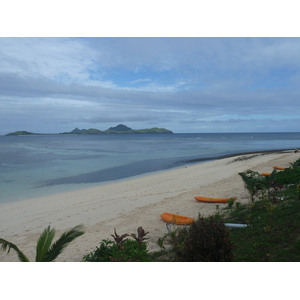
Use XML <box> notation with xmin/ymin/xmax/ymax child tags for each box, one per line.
<box><xmin>82</xmin><ymin>239</ymin><xmax>118</xmax><ymax>262</ymax></box>
<box><xmin>111</xmin><ymin>228</ymin><xmax>129</xmax><ymax>249</ymax></box>
<box><xmin>83</xmin><ymin>226</ymin><xmax>150</xmax><ymax>262</ymax></box>
<box><xmin>156</xmin><ymin>214</ymin><xmax>233</xmax><ymax>262</ymax></box>
<box><xmin>0</xmin><ymin>224</ymin><xmax>85</xmax><ymax>262</ymax></box>
<box><xmin>239</xmin><ymin>170</ymin><xmax>268</xmax><ymax>202</ymax></box>
<box><xmin>156</xmin><ymin>226</ymin><xmax>186</xmax><ymax>253</ymax></box>
<box><xmin>110</xmin><ymin>239</ymin><xmax>150</xmax><ymax>262</ymax></box>
<box><xmin>226</xmin><ymin>198</ymin><xmax>235</xmax><ymax>209</ymax></box>
<box><xmin>176</xmin><ymin>215</ymin><xmax>233</xmax><ymax>262</ymax></box>
<box><xmin>290</xmin><ymin>158</ymin><xmax>300</xmax><ymax>169</ymax></box>
<box><xmin>131</xmin><ymin>226</ymin><xmax>149</xmax><ymax>247</ymax></box>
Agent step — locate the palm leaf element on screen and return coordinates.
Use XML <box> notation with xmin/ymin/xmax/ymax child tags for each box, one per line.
<box><xmin>44</xmin><ymin>224</ymin><xmax>85</xmax><ymax>262</ymax></box>
<box><xmin>35</xmin><ymin>225</ymin><xmax>56</xmax><ymax>262</ymax></box>
<box><xmin>239</xmin><ymin>170</ymin><xmax>263</xmax><ymax>201</ymax></box>
<box><xmin>0</xmin><ymin>238</ymin><xmax>29</xmax><ymax>262</ymax></box>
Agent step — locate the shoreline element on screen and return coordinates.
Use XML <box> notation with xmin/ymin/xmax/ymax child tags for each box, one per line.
<box><xmin>2</xmin><ymin>148</ymin><xmax>295</xmax><ymax>205</ymax></box>
<box><xmin>185</xmin><ymin>148</ymin><xmax>294</xmax><ymax>163</ymax></box>
<box><xmin>1</xmin><ymin>150</ymin><xmax>299</xmax><ymax>262</ymax></box>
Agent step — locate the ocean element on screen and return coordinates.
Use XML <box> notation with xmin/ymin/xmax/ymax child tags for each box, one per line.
<box><xmin>0</xmin><ymin>132</ymin><xmax>299</xmax><ymax>204</ymax></box>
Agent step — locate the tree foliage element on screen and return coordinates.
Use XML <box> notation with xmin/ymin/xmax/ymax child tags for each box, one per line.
<box><xmin>0</xmin><ymin>224</ymin><xmax>84</xmax><ymax>262</ymax></box>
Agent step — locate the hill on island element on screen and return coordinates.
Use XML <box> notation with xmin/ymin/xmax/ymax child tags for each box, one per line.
<box><xmin>6</xmin><ymin>124</ymin><xmax>173</xmax><ymax>135</ymax></box>
<box><xmin>61</xmin><ymin>124</ymin><xmax>173</xmax><ymax>134</ymax></box>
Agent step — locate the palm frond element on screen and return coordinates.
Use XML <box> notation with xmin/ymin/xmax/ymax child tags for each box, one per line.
<box><xmin>35</xmin><ymin>225</ymin><xmax>56</xmax><ymax>262</ymax></box>
<box><xmin>0</xmin><ymin>238</ymin><xmax>29</xmax><ymax>262</ymax></box>
<box><xmin>238</xmin><ymin>169</ymin><xmax>263</xmax><ymax>202</ymax></box>
<box><xmin>44</xmin><ymin>224</ymin><xmax>85</xmax><ymax>262</ymax></box>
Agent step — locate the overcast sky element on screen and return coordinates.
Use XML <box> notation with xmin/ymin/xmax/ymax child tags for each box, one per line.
<box><xmin>1</xmin><ymin>37</ymin><xmax>300</xmax><ymax>134</ymax></box>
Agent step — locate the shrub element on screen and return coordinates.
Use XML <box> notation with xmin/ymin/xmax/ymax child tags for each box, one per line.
<box><xmin>82</xmin><ymin>239</ymin><xmax>117</xmax><ymax>262</ymax></box>
<box><xmin>110</xmin><ymin>240</ymin><xmax>150</xmax><ymax>262</ymax></box>
<box><xmin>176</xmin><ymin>215</ymin><xmax>233</xmax><ymax>262</ymax></box>
<box><xmin>274</xmin><ymin>167</ymin><xmax>300</xmax><ymax>186</ymax></box>
<box><xmin>238</xmin><ymin>170</ymin><xmax>266</xmax><ymax>202</ymax></box>
<box><xmin>82</xmin><ymin>227</ymin><xmax>150</xmax><ymax>262</ymax></box>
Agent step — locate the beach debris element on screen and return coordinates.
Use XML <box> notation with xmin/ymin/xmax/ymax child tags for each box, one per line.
<box><xmin>224</xmin><ymin>223</ymin><xmax>248</xmax><ymax>228</ymax></box>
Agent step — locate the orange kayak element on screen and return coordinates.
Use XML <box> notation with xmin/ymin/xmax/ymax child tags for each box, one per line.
<box><xmin>261</xmin><ymin>172</ymin><xmax>271</xmax><ymax>176</ymax></box>
<box><xmin>160</xmin><ymin>213</ymin><xmax>194</xmax><ymax>225</ymax></box>
<box><xmin>194</xmin><ymin>196</ymin><xmax>236</xmax><ymax>203</ymax></box>
<box><xmin>273</xmin><ymin>166</ymin><xmax>285</xmax><ymax>170</ymax></box>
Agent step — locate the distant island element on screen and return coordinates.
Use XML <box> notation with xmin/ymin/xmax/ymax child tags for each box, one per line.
<box><xmin>6</xmin><ymin>124</ymin><xmax>173</xmax><ymax>136</ymax></box>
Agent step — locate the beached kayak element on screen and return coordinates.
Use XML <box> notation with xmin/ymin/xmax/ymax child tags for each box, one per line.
<box><xmin>160</xmin><ymin>213</ymin><xmax>194</xmax><ymax>225</ymax></box>
<box><xmin>273</xmin><ymin>166</ymin><xmax>285</xmax><ymax>170</ymax></box>
<box><xmin>261</xmin><ymin>172</ymin><xmax>271</xmax><ymax>176</ymax></box>
<box><xmin>194</xmin><ymin>196</ymin><xmax>236</xmax><ymax>203</ymax></box>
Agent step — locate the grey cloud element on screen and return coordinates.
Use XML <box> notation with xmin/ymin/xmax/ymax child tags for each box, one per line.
<box><xmin>1</xmin><ymin>37</ymin><xmax>300</xmax><ymax>134</ymax></box>
<box><xmin>1</xmin><ymin>70</ymin><xmax>299</xmax><ymax>120</ymax></box>
<box><xmin>0</xmin><ymin>38</ymin><xmax>97</xmax><ymax>82</ymax></box>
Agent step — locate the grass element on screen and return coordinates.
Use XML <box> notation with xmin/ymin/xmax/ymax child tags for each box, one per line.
<box><xmin>150</xmin><ymin>159</ymin><xmax>300</xmax><ymax>262</ymax></box>
<box><xmin>149</xmin><ymin>196</ymin><xmax>300</xmax><ymax>262</ymax></box>
<box><xmin>223</xmin><ymin>198</ymin><xmax>300</xmax><ymax>262</ymax></box>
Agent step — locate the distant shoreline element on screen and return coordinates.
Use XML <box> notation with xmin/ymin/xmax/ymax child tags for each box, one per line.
<box><xmin>5</xmin><ymin>124</ymin><xmax>173</xmax><ymax>136</ymax></box>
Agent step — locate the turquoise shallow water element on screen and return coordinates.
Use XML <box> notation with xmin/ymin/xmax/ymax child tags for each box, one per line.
<box><xmin>0</xmin><ymin>132</ymin><xmax>299</xmax><ymax>203</ymax></box>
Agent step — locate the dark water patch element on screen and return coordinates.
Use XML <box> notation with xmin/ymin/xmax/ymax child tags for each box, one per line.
<box><xmin>2</xmin><ymin>179</ymin><xmax>15</xmax><ymax>183</ymax></box>
<box><xmin>36</xmin><ymin>149</ymin><xmax>292</xmax><ymax>188</ymax></box>
<box><xmin>184</xmin><ymin>149</ymin><xmax>291</xmax><ymax>164</ymax></box>
<box><xmin>36</xmin><ymin>157</ymin><xmax>181</xmax><ymax>187</ymax></box>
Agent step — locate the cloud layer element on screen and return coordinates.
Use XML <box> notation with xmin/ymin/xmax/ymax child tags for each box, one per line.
<box><xmin>1</xmin><ymin>37</ymin><xmax>300</xmax><ymax>134</ymax></box>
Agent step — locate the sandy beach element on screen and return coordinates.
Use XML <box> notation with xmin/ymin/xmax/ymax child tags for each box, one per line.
<box><xmin>1</xmin><ymin>150</ymin><xmax>299</xmax><ymax>262</ymax></box>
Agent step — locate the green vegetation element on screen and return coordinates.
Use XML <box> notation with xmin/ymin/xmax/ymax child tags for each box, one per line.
<box><xmin>224</xmin><ymin>160</ymin><xmax>300</xmax><ymax>261</ymax></box>
<box><xmin>132</xmin><ymin>127</ymin><xmax>173</xmax><ymax>134</ymax></box>
<box><xmin>65</xmin><ymin>127</ymin><xmax>103</xmax><ymax>134</ymax></box>
<box><xmin>82</xmin><ymin>227</ymin><xmax>150</xmax><ymax>262</ymax></box>
<box><xmin>89</xmin><ymin>124</ymin><xmax>173</xmax><ymax>134</ymax></box>
<box><xmin>224</xmin><ymin>198</ymin><xmax>300</xmax><ymax>261</ymax></box>
<box><xmin>152</xmin><ymin>157</ymin><xmax>300</xmax><ymax>262</ymax></box>
<box><xmin>104</xmin><ymin>124</ymin><xmax>133</xmax><ymax>133</ymax></box>
<box><xmin>6</xmin><ymin>131</ymin><xmax>35</xmax><ymax>136</ymax></box>
<box><xmin>0</xmin><ymin>224</ymin><xmax>84</xmax><ymax>262</ymax></box>
<box><xmin>155</xmin><ymin>215</ymin><xmax>233</xmax><ymax>262</ymax></box>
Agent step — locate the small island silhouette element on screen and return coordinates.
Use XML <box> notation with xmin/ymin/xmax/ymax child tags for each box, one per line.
<box><xmin>6</xmin><ymin>124</ymin><xmax>173</xmax><ymax>135</ymax></box>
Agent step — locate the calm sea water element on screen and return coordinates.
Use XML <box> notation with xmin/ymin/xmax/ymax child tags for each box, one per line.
<box><xmin>0</xmin><ymin>132</ymin><xmax>299</xmax><ymax>204</ymax></box>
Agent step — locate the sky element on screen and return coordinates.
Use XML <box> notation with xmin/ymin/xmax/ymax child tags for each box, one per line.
<box><xmin>1</xmin><ymin>37</ymin><xmax>300</xmax><ymax>134</ymax></box>
<box><xmin>1</xmin><ymin>0</ymin><xmax>300</xmax><ymax>134</ymax></box>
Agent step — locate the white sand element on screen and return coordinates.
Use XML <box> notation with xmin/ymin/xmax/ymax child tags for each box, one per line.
<box><xmin>1</xmin><ymin>151</ymin><xmax>299</xmax><ymax>262</ymax></box>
